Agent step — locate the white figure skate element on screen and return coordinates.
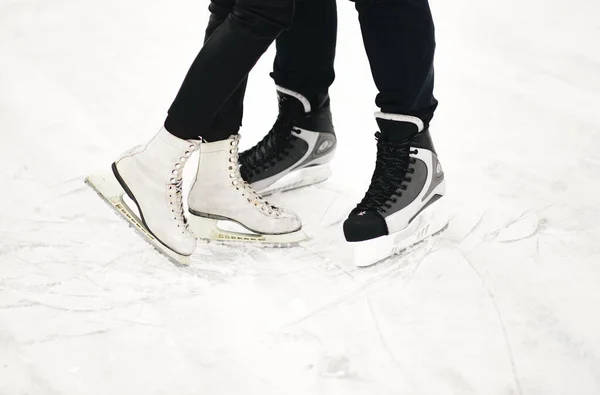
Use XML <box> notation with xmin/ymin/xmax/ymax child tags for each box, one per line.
<box><xmin>85</xmin><ymin>127</ymin><xmax>199</xmax><ymax>265</ymax></box>
<box><xmin>187</xmin><ymin>135</ymin><xmax>307</xmax><ymax>245</ymax></box>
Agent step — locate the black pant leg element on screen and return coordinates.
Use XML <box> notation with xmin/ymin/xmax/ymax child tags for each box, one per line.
<box><xmin>203</xmin><ymin>0</ymin><xmax>247</xmax><ymax>138</ymax></box>
<box><xmin>353</xmin><ymin>0</ymin><xmax>438</xmax><ymax>127</ymax></box>
<box><xmin>165</xmin><ymin>0</ymin><xmax>295</xmax><ymax>141</ymax></box>
<box><xmin>209</xmin><ymin>0</ymin><xmax>338</xmax><ymax>135</ymax></box>
<box><xmin>271</xmin><ymin>0</ymin><xmax>337</xmax><ymax>103</ymax></box>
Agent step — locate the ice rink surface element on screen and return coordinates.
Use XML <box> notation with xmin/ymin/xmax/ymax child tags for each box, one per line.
<box><xmin>1</xmin><ymin>0</ymin><xmax>600</xmax><ymax>394</ymax></box>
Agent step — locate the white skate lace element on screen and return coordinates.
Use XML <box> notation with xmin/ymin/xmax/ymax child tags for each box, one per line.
<box><xmin>228</xmin><ymin>135</ymin><xmax>281</xmax><ymax>217</ymax></box>
<box><xmin>168</xmin><ymin>142</ymin><xmax>198</xmax><ymax>230</ymax></box>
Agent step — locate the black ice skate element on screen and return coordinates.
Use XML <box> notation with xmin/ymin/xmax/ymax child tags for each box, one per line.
<box><xmin>343</xmin><ymin>113</ymin><xmax>448</xmax><ymax>267</ymax></box>
<box><xmin>239</xmin><ymin>86</ymin><xmax>337</xmax><ymax>196</ymax></box>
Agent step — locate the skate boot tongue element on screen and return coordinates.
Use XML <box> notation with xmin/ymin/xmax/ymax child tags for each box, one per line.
<box><xmin>277</xmin><ymin>86</ymin><xmax>322</xmax><ymax>118</ymax></box>
<box><xmin>276</xmin><ymin>88</ymin><xmax>330</xmax><ymax>115</ymax></box>
<box><xmin>276</xmin><ymin>88</ymin><xmax>310</xmax><ymax>116</ymax></box>
<box><xmin>375</xmin><ymin>117</ymin><xmax>420</xmax><ymax>143</ymax></box>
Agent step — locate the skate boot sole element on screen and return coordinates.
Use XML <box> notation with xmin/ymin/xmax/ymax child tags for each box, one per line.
<box><xmin>347</xmin><ymin>199</ymin><xmax>450</xmax><ymax>268</ymax></box>
<box><xmin>85</xmin><ymin>167</ymin><xmax>191</xmax><ymax>266</ymax></box>
<box><xmin>258</xmin><ymin>164</ymin><xmax>332</xmax><ymax>196</ymax></box>
<box><xmin>187</xmin><ymin>210</ymin><xmax>307</xmax><ymax>246</ymax></box>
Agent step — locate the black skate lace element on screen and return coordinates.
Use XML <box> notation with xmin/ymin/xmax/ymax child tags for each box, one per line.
<box><xmin>353</xmin><ymin>131</ymin><xmax>417</xmax><ymax>215</ymax></box>
<box><xmin>239</xmin><ymin>112</ymin><xmax>301</xmax><ymax>180</ymax></box>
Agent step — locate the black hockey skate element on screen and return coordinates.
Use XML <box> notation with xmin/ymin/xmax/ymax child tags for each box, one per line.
<box><xmin>343</xmin><ymin>113</ymin><xmax>448</xmax><ymax>267</ymax></box>
<box><xmin>239</xmin><ymin>86</ymin><xmax>337</xmax><ymax>196</ymax></box>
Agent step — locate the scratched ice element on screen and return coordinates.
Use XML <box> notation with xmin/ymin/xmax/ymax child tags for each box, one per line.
<box><xmin>1</xmin><ymin>1</ymin><xmax>600</xmax><ymax>394</ymax></box>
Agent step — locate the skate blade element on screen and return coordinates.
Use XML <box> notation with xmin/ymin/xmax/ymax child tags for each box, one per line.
<box><xmin>347</xmin><ymin>201</ymin><xmax>450</xmax><ymax>268</ymax></box>
<box><xmin>259</xmin><ymin>164</ymin><xmax>332</xmax><ymax>196</ymax></box>
<box><xmin>188</xmin><ymin>215</ymin><xmax>307</xmax><ymax>247</ymax></box>
<box><xmin>84</xmin><ymin>170</ymin><xmax>190</xmax><ymax>266</ymax></box>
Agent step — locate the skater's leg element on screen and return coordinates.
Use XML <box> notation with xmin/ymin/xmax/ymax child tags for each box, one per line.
<box><xmin>271</xmin><ymin>0</ymin><xmax>337</xmax><ymax>105</ymax></box>
<box><xmin>202</xmin><ymin>0</ymin><xmax>248</xmax><ymax>138</ymax></box>
<box><xmin>238</xmin><ymin>0</ymin><xmax>338</xmax><ymax>194</ymax></box>
<box><xmin>343</xmin><ymin>0</ymin><xmax>445</xmax><ymax>266</ymax></box>
<box><xmin>165</xmin><ymin>0</ymin><xmax>295</xmax><ymax>141</ymax></box>
<box><xmin>352</xmin><ymin>0</ymin><xmax>437</xmax><ymax>126</ymax></box>
<box><xmin>209</xmin><ymin>0</ymin><xmax>337</xmax><ymax>136</ymax></box>
<box><xmin>89</xmin><ymin>0</ymin><xmax>298</xmax><ymax>261</ymax></box>
<box><xmin>160</xmin><ymin>0</ymin><xmax>305</xmax><ymax>241</ymax></box>
<box><xmin>204</xmin><ymin>0</ymin><xmax>235</xmax><ymax>38</ymax></box>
